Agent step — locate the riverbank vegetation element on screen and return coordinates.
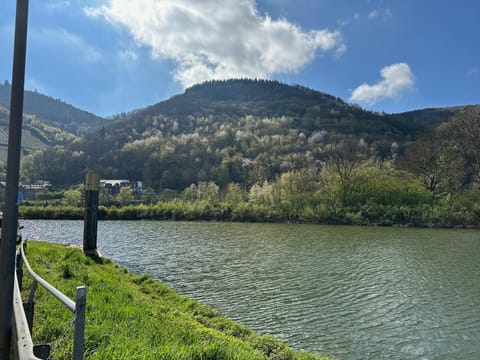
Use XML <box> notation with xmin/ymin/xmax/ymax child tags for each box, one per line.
<box><xmin>20</xmin><ymin>166</ymin><xmax>480</xmax><ymax>227</ymax></box>
<box><xmin>20</xmin><ymin>159</ymin><xmax>480</xmax><ymax>227</ymax></box>
<box><xmin>22</xmin><ymin>241</ymin><xmax>329</xmax><ymax>359</ymax></box>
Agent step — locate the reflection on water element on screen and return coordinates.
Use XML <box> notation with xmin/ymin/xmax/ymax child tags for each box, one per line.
<box><xmin>22</xmin><ymin>220</ymin><xmax>480</xmax><ymax>359</ymax></box>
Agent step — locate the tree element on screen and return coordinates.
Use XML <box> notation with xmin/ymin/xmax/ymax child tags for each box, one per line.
<box><xmin>275</xmin><ymin>169</ymin><xmax>319</xmax><ymax>211</ymax></box>
<box><xmin>223</xmin><ymin>183</ymin><xmax>246</xmax><ymax>205</ymax></box>
<box><xmin>141</xmin><ymin>186</ymin><xmax>158</xmax><ymax>204</ymax></box>
<box><xmin>325</xmin><ymin>137</ymin><xmax>366</xmax><ymax>206</ymax></box>
<box><xmin>99</xmin><ymin>188</ymin><xmax>114</xmax><ymax>206</ymax></box>
<box><xmin>248</xmin><ymin>181</ymin><xmax>273</xmax><ymax>206</ymax></box>
<box><xmin>21</xmin><ymin>146</ymin><xmax>85</xmax><ymax>187</ymax></box>
<box><xmin>197</xmin><ymin>181</ymin><xmax>220</xmax><ymax>202</ymax></box>
<box><xmin>183</xmin><ymin>181</ymin><xmax>219</xmax><ymax>202</ymax></box>
<box><xmin>438</xmin><ymin>107</ymin><xmax>480</xmax><ymax>187</ymax></box>
<box><xmin>435</xmin><ymin>145</ymin><xmax>465</xmax><ymax>193</ymax></box>
<box><xmin>118</xmin><ymin>187</ymin><xmax>134</xmax><ymax>206</ymax></box>
<box><xmin>398</xmin><ymin>136</ymin><xmax>440</xmax><ymax>192</ymax></box>
<box><xmin>62</xmin><ymin>189</ymin><xmax>82</xmax><ymax>207</ymax></box>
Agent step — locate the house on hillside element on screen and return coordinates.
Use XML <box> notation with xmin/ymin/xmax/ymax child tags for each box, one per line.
<box><xmin>100</xmin><ymin>179</ymin><xmax>143</xmax><ymax>196</ymax></box>
<box><xmin>19</xmin><ymin>181</ymin><xmax>52</xmax><ymax>201</ymax></box>
<box><xmin>0</xmin><ymin>180</ymin><xmax>52</xmax><ymax>205</ymax></box>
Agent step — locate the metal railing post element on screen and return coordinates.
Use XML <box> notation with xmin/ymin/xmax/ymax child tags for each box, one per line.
<box><xmin>73</xmin><ymin>286</ymin><xmax>86</xmax><ymax>360</ymax></box>
<box><xmin>24</xmin><ymin>280</ymin><xmax>37</xmax><ymax>332</ymax></box>
<box><xmin>16</xmin><ymin>249</ymin><xmax>24</xmax><ymax>289</ymax></box>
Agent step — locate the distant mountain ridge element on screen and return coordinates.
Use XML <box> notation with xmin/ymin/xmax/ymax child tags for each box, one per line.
<box><xmin>119</xmin><ymin>79</ymin><xmax>424</xmax><ymax>143</ymax></box>
<box><xmin>126</xmin><ymin>79</ymin><xmax>473</xmax><ymax>137</ymax></box>
<box><xmin>0</xmin><ymin>81</ymin><xmax>107</xmax><ymax>135</ymax></box>
<box><xmin>136</xmin><ymin>79</ymin><xmax>366</xmax><ymax>119</ymax></box>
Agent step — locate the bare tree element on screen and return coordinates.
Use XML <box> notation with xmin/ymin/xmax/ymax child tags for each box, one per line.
<box><xmin>326</xmin><ymin>137</ymin><xmax>366</xmax><ymax>206</ymax></box>
<box><xmin>398</xmin><ymin>136</ymin><xmax>440</xmax><ymax>192</ymax></box>
<box><xmin>438</xmin><ymin>107</ymin><xmax>480</xmax><ymax>186</ymax></box>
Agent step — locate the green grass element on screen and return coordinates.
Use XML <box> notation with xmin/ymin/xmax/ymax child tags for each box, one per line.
<box><xmin>21</xmin><ymin>241</ymin><xmax>330</xmax><ymax>360</ymax></box>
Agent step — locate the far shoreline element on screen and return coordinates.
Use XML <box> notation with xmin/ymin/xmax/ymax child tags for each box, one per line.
<box><xmin>19</xmin><ymin>204</ymin><xmax>480</xmax><ymax>229</ymax></box>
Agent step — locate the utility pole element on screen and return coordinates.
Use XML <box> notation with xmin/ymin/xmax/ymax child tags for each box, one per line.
<box><xmin>0</xmin><ymin>0</ymin><xmax>29</xmax><ymax>357</ymax></box>
<box><xmin>83</xmin><ymin>173</ymin><xmax>101</xmax><ymax>257</ymax></box>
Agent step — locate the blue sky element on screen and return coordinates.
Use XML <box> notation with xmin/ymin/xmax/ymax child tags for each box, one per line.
<box><xmin>1</xmin><ymin>0</ymin><xmax>479</xmax><ymax>117</ymax></box>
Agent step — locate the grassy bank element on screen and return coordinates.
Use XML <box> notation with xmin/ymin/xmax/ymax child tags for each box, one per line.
<box><xmin>22</xmin><ymin>241</ymin><xmax>329</xmax><ymax>360</ymax></box>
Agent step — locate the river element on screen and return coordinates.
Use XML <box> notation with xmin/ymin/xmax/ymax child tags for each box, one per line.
<box><xmin>22</xmin><ymin>220</ymin><xmax>480</xmax><ymax>359</ymax></box>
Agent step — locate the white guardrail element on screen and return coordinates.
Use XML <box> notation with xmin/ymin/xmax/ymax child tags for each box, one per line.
<box><xmin>13</xmin><ymin>241</ymin><xmax>86</xmax><ymax>360</ymax></box>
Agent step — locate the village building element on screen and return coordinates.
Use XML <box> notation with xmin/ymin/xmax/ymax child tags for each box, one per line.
<box><xmin>100</xmin><ymin>179</ymin><xmax>143</xmax><ymax>196</ymax></box>
<box><xmin>19</xmin><ymin>181</ymin><xmax>52</xmax><ymax>201</ymax></box>
<box><xmin>0</xmin><ymin>181</ymin><xmax>52</xmax><ymax>203</ymax></box>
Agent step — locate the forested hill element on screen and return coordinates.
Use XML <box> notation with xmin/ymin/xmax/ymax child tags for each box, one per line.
<box><xmin>0</xmin><ymin>105</ymin><xmax>76</xmax><ymax>166</ymax></box>
<box><xmin>386</xmin><ymin>107</ymin><xmax>462</xmax><ymax>127</ymax></box>
<box><xmin>141</xmin><ymin>79</ymin><xmax>351</xmax><ymax>117</ymax></box>
<box><xmin>146</xmin><ymin>78</ymin><xmax>470</xmax><ymax>130</ymax></box>
<box><xmin>124</xmin><ymin>79</ymin><xmax>421</xmax><ymax>140</ymax></box>
<box><xmin>0</xmin><ymin>81</ymin><xmax>106</xmax><ymax>135</ymax></box>
<box><xmin>22</xmin><ymin>79</ymin><xmax>476</xmax><ymax>189</ymax></box>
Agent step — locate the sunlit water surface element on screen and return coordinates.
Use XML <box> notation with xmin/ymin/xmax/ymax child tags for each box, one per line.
<box><xmin>22</xmin><ymin>220</ymin><xmax>480</xmax><ymax>359</ymax></box>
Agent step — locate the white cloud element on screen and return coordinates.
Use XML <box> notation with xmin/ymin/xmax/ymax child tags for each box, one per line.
<box><xmin>44</xmin><ymin>1</ymin><xmax>71</xmax><ymax>12</ymax></box>
<box><xmin>368</xmin><ymin>9</ymin><xmax>379</xmax><ymax>20</ymax></box>
<box><xmin>84</xmin><ymin>0</ymin><xmax>345</xmax><ymax>88</ymax></box>
<box><xmin>337</xmin><ymin>13</ymin><xmax>360</xmax><ymax>28</ymax></box>
<box><xmin>119</xmin><ymin>49</ymin><xmax>138</xmax><ymax>62</ymax></box>
<box><xmin>349</xmin><ymin>62</ymin><xmax>415</xmax><ymax>104</ymax></box>
<box><xmin>468</xmin><ymin>66</ymin><xmax>479</xmax><ymax>77</ymax></box>
<box><xmin>368</xmin><ymin>8</ymin><xmax>392</xmax><ymax>21</ymax></box>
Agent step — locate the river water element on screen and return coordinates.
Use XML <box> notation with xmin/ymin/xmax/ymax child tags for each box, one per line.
<box><xmin>22</xmin><ymin>220</ymin><xmax>480</xmax><ymax>359</ymax></box>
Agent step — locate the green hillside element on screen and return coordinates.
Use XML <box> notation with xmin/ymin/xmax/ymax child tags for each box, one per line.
<box><xmin>20</xmin><ymin>79</ymin><xmax>477</xmax><ymax>192</ymax></box>
<box><xmin>0</xmin><ymin>105</ymin><xmax>76</xmax><ymax>165</ymax></box>
<box><xmin>0</xmin><ymin>81</ymin><xmax>107</xmax><ymax>135</ymax></box>
<box><xmin>125</xmin><ymin>79</ymin><xmax>422</xmax><ymax>141</ymax></box>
